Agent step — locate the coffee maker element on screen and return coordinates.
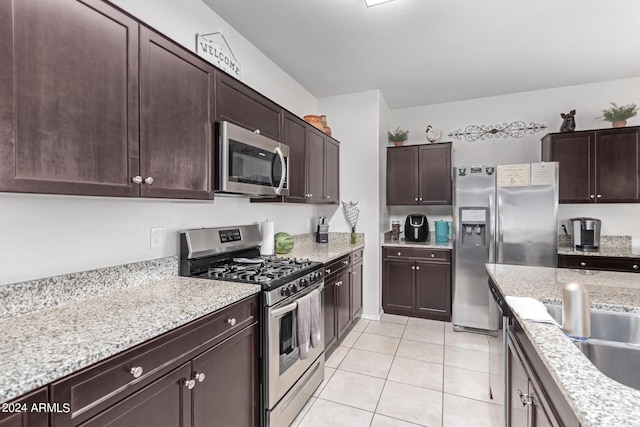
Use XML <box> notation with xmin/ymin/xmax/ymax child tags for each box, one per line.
<box><xmin>569</xmin><ymin>217</ymin><xmax>601</xmax><ymax>252</ymax></box>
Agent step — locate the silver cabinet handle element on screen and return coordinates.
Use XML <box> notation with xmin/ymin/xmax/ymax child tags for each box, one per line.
<box><xmin>590</xmin><ymin>195</ymin><xmax>595</xmax><ymax>199</ymax></box>
<box><xmin>132</xmin><ymin>176</ymin><xmax>143</xmax><ymax>184</ymax></box>
<box><xmin>633</xmin><ymin>265</ymin><xmax>638</xmax><ymax>270</ymax></box>
<box><xmin>518</xmin><ymin>390</ymin><xmax>533</xmax><ymax>407</ymax></box>
<box><xmin>184</xmin><ymin>379</ymin><xmax>195</xmax><ymax>390</ymax></box>
<box><xmin>596</xmin><ymin>194</ymin><xmax>602</xmax><ymax>198</ymax></box>
<box><xmin>144</xmin><ymin>177</ymin><xmax>153</xmax><ymax>185</ymax></box>
<box><xmin>325</xmin><ymin>268</ymin><xmax>331</xmax><ymax>274</ymax></box>
<box><xmin>580</xmin><ymin>262</ymin><xmax>586</xmax><ymax>267</ymax></box>
<box><xmin>419</xmin><ymin>197</ymin><xmax>423</xmax><ymax>201</ymax></box>
<box><xmin>195</xmin><ymin>373</ymin><xmax>206</xmax><ymax>383</ymax></box>
<box><xmin>352</xmin><ymin>271</ymin><xmax>357</xmax><ymax>276</ymax></box>
<box><xmin>397</xmin><ymin>252</ymin><xmax>401</xmax><ymax>256</ymax></box>
<box><xmin>411</xmin><ymin>265</ymin><xmax>415</xmax><ymax>270</ymax></box>
<box><xmin>342</xmin><ymin>260</ymin><xmax>349</xmax><ymax>265</ymax></box>
<box><xmin>227</xmin><ymin>318</ymin><xmax>237</xmax><ymax>326</ymax></box>
<box><xmin>254</xmin><ymin>129</ymin><xmax>261</xmax><ymax>134</ymax></box>
<box><xmin>414</xmin><ymin>197</ymin><xmax>418</xmax><ymax>202</ymax></box>
<box><xmin>430</xmin><ymin>253</ymin><xmax>435</xmax><ymax>258</ymax></box>
<box><xmin>325</xmin><ymin>195</ymin><xmax>331</xmax><ymax>199</ymax></box>
<box><xmin>416</xmin><ymin>265</ymin><xmax>420</xmax><ymax>270</ymax></box>
<box><xmin>130</xmin><ymin>366</ymin><xmax>143</xmax><ymax>378</ymax></box>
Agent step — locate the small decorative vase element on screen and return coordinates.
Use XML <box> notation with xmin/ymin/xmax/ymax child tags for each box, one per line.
<box><xmin>394</xmin><ymin>141</ymin><xmax>404</xmax><ymax>147</ymax></box>
<box><xmin>350</xmin><ymin>227</ymin><xmax>357</xmax><ymax>244</ymax></box>
<box><xmin>612</xmin><ymin>120</ymin><xmax>627</xmax><ymax>128</ymax></box>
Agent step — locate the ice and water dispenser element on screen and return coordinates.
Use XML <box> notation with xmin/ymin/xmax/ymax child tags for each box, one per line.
<box><xmin>458</xmin><ymin>208</ymin><xmax>489</xmax><ymax>247</ymax></box>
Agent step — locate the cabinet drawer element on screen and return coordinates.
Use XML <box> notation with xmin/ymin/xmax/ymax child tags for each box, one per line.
<box><xmin>324</xmin><ymin>254</ymin><xmax>351</xmax><ymax>277</ymax></box>
<box><xmin>559</xmin><ymin>255</ymin><xmax>640</xmax><ymax>273</ymax></box>
<box><xmin>51</xmin><ymin>295</ymin><xmax>258</xmax><ymax>426</ymax></box>
<box><xmin>383</xmin><ymin>247</ymin><xmax>451</xmax><ymax>262</ymax></box>
<box><xmin>350</xmin><ymin>248</ymin><xmax>363</xmax><ymax>264</ymax></box>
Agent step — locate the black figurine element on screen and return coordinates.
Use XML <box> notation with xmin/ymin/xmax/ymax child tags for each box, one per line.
<box><xmin>560</xmin><ymin>110</ymin><xmax>576</xmax><ymax>132</ymax></box>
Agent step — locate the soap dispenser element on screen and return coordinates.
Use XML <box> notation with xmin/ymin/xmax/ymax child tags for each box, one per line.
<box><xmin>562</xmin><ymin>282</ymin><xmax>591</xmax><ymax>340</ymax></box>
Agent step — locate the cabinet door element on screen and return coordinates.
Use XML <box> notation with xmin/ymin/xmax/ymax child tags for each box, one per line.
<box><xmin>418</xmin><ymin>143</ymin><xmax>451</xmax><ymax>204</ymax></box>
<box><xmin>508</xmin><ymin>345</ymin><xmax>529</xmax><ymax>427</ymax></box>
<box><xmin>336</xmin><ymin>269</ymin><xmax>352</xmax><ymax>340</ymax></box>
<box><xmin>306</xmin><ymin>129</ymin><xmax>325</xmax><ymax>203</ymax></box>
<box><xmin>415</xmin><ymin>261</ymin><xmax>451</xmax><ymax>321</ymax></box>
<box><xmin>283</xmin><ymin>112</ymin><xmax>307</xmax><ymax>201</ymax></box>
<box><xmin>387</xmin><ymin>147</ymin><xmax>418</xmax><ymax>205</ymax></box>
<box><xmin>528</xmin><ymin>380</ymin><xmax>553</xmax><ymax>427</ymax></box>
<box><xmin>595</xmin><ymin>128</ymin><xmax>639</xmax><ymax>202</ymax></box>
<box><xmin>215</xmin><ymin>72</ymin><xmax>282</xmax><ymax>141</ymax></box>
<box><xmin>0</xmin><ymin>0</ymin><xmax>139</xmax><ymax>197</ymax></box>
<box><xmin>351</xmin><ymin>261</ymin><xmax>363</xmax><ymax>319</ymax></box>
<box><xmin>0</xmin><ymin>387</ymin><xmax>48</xmax><ymax>427</ymax></box>
<box><xmin>79</xmin><ymin>363</ymin><xmax>192</xmax><ymax>427</ymax></box>
<box><xmin>324</xmin><ymin>139</ymin><xmax>340</xmax><ymax>204</ymax></box>
<box><xmin>192</xmin><ymin>324</ymin><xmax>259</xmax><ymax>427</ymax></box>
<box><xmin>139</xmin><ymin>27</ymin><xmax>214</xmax><ymax>200</ymax></box>
<box><xmin>541</xmin><ymin>133</ymin><xmax>594</xmax><ymax>203</ymax></box>
<box><xmin>382</xmin><ymin>259</ymin><xmax>415</xmax><ymax>315</ymax></box>
<box><xmin>323</xmin><ymin>278</ymin><xmax>337</xmax><ymax>349</ymax></box>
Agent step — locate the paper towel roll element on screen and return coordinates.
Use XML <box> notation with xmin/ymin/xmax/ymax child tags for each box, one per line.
<box><xmin>260</xmin><ymin>220</ymin><xmax>275</xmax><ymax>256</ymax></box>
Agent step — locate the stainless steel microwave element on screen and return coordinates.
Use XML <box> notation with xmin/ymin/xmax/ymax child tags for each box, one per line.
<box><xmin>216</xmin><ymin>121</ymin><xmax>289</xmax><ymax>197</ymax></box>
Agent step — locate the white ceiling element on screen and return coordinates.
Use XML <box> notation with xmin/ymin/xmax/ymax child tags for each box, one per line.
<box><xmin>202</xmin><ymin>0</ymin><xmax>640</xmax><ymax>109</ymax></box>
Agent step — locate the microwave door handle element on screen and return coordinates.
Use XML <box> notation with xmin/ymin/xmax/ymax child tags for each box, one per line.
<box><xmin>274</xmin><ymin>146</ymin><xmax>286</xmax><ymax>195</ymax></box>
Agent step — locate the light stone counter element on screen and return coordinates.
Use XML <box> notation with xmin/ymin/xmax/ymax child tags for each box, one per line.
<box><xmin>382</xmin><ymin>238</ymin><xmax>453</xmax><ymax>250</ymax></box>
<box><xmin>486</xmin><ymin>264</ymin><xmax>640</xmax><ymax>426</ymax></box>
<box><xmin>282</xmin><ymin>232</ymin><xmax>365</xmax><ymax>264</ymax></box>
<box><xmin>557</xmin><ymin>234</ymin><xmax>640</xmax><ymax>258</ymax></box>
<box><xmin>0</xmin><ymin>263</ymin><xmax>260</xmax><ymax>404</ymax></box>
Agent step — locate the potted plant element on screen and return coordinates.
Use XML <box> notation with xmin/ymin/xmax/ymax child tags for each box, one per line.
<box><xmin>388</xmin><ymin>126</ymin><xmax>409</xmax><ymax>146</ymax></box>
<box><xmin>599</xmin><ymin>102</ymin><xmax>638</xmax><ymax>128</ymax></box>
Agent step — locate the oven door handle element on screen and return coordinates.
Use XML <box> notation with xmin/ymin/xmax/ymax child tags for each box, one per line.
<box><xmin>274</xmin><ymin>146</ymin><xmax>286</xmax><ymax>195</ymax></box>
<box><xmin>271</xmin><ymin>301</ymin><xmax>297</xmax><ymax>318</ymax></box>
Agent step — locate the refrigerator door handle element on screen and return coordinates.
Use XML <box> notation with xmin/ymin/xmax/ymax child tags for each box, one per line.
<box><xmin>489</xmin><ymin>193</ymin><xmax>495</xmax><ymax>263</ymax></box>
<box><xmin>497</xmin><ymin>193</ymin><xmax>504</xmax><ymax>264</ymax></box>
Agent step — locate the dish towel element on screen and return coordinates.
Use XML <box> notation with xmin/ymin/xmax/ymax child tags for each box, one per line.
<box><xmin>309</xmin><ymin>289</ymin><xmax>322</xmax><ymax>348</ymax></box>
<box><xmin>505</xmin><ymin>296</ymin><xmax>560</xmax><ymax>327</ymax></box>
<box><xmin>296</xmin><ymin>292</ymin><xmax>312</xmax><ymax>360</ymax></box>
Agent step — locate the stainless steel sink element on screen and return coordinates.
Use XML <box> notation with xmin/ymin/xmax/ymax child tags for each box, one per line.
<box><xmin>545</xmin><ymin>304</ymin><xmax>640</xmax><ymax>391</ymax></box>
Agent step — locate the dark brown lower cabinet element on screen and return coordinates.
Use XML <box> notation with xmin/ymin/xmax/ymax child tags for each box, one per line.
<box><xmin>324</xmin><ymin>248</ymin><xmax>364</xmax><ymax>353</ymax></box>
<box><xmin>49</xmin><ymin>295</ymin><xmax>259</xmax><ymax>427</ymax></box>
<box><xmin>558</xmin><ymin>254</ymin><xmax>640</xmax><ymax>273</ymax></box>
<box><xmin>509</xmin><ymin>319</ymin><xmax>580</xmax><ymax>427</ymax></box>
<box><xmin>79</xmin><ymin>364</ymin><xmax>192</xmax><ymax>427</ymax></box>
<box><xmin>0</xmin><ymin>387</ymin><xmax>48</xmax><ymax>427</ymax></box>
<box><xmin>192</xmin><ymin>324</ymin><xmax>259</xmax><ymax>427</ymax></box>
<box><xmin>382</xmin><ymin>247</ymin><xmax>451</xmax><ymax>321</ymax></box>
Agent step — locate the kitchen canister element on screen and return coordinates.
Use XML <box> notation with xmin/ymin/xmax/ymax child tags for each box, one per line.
<box><xmin>260</xmin><ymin>219</ymin><xmax>275</xmax><ymax>255</ymax></box>
<box><xmin>434</xmin><ymin>220</ymin><xmax>452</xmax><ymax>243</ymax></box>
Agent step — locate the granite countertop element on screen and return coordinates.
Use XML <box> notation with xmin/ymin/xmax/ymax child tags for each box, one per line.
<box><xmin>486</xmin><ymin>264</ymin><xmax>640</xmax><ymax>426</ymax></box>
<box><xmin>284</xmin><ymin>240</ymin><xmax>365</xmax><ymax>264</ymax></box>
<box><xmin>0</xmin><ymin>276</ymin><xmax>260</xmax><ymax>404</ymax></box>
<box><xmin>382</xmin><ymin>238</ymin><xmax>453</xmax><ymax>250</ymax></box>
<box><xmin>558</xmin><ymin>245</ymin><xmax>640</xmax><ymax>258</ymax></box>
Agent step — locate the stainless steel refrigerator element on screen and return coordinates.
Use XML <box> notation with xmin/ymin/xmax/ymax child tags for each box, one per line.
<box><xmin>452</xmin><ymin>162</ymin><xmax>558</xmax><ymax>333</ymax></box>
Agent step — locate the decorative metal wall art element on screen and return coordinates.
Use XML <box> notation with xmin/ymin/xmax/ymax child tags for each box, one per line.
<box><xmin>448</xmin><ymin>121</ymin><xmax>547</xmax><ymax>142</ymax></box>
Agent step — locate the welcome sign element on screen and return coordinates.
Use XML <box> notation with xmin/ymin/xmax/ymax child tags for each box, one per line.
<box><xmin>196</xmin><ymin>32</ymin><xmax>241</xmax><ymax>79</ymax></box>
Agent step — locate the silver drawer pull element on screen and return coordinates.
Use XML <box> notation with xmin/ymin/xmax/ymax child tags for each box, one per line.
<box><xmin>195</xmin><ymin>373</ymin><xmax>206</xmax><ymax>383</ymax></box>
<box><xmin>325</xmin><ymin>268</ymin><xmax>331</xmax><ymax>274</ymax></box>
<box><xmin>342</xmin><ymin>260</ymin><xmax>349</xmax><ymax>265</ymax></box>
<box><xmin>397</xmin><ymin>252</ymin><xmax>401</xmax><ymax>256</ymax></box>
<box><xmin>130</xmin><ymin>366</ymin><xmax>143</xmax><ymax>378</ymax></box>
<box><xmin>184</xmin><ymin>379</ymin><xmax>195</xmax><ymax>390</ymax></box>
<box><xmin>352</xmin><ymin>271</ymin><xmax>357</xmax><ymax>276</ymax></box>
<box><xmin>633</xmin><ymin>265</ymin><xmax>639</xmax><ymax>270</ymax></box>
<box><xmin>254</xmin><ymin>129</ymin><xmax>261</xmax><ymax>134</ymax></box>
<box><xmin>411</xmin><ymin>265</ymin><xmax>415</xmax><ymax>270</ymax></box>
<box><xmin>227</xmin><ymin>318</ymin><xmax>237</xmax><ymax>326</ymax></box>
<box><xmin>416</xmin><ymin>266</ymin><xmax>420</xmax><ymax>270</ymax></box>
<box><xmin>596</xmin><ymin>194</ymin><xmax>602</xmax><ymax>198</ymax></box>
<box><xmin>132</xmin><ymin>176</ymin><xmax>143</xmax><ymax>184</ymax></box>
<box><xmin>580</xmin><ymin>262</ymin><xmax>586</xmax><ymax>267</ymax></box>
<box><xmin>518</xmin><ymin>390</ymin><xmax>532</xmax><ymax>407</ymax></box>
<box><xmin>144</xmin><ymin>177</ymin><xmax>154</xmax><ymax>185</ymax></box>
<box><xmin>430</xmin><ymin>253</ymin><xmax>435</xmax><ymax>258</ymax></box>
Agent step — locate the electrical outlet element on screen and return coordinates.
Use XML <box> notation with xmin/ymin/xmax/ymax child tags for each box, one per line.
<box><xmin>150</xmin><ymin>227</ymin><xmax>163</xmax><ymax>249</ymax></box>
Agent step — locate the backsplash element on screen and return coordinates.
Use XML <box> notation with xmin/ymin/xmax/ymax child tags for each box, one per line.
<box><xmin>0</xmin><ymin>257</ymin><xmax>178</xmax><ymax>320</ymax></box>
<box><xmin>292</xmin><ymin>232</ymin><xmax>364</xmax><ymax>248</ymax></box>
<box><xmin>558</xmin><ymin>235</ymin><xmax>632</xmax><ymax>249</ymax></box>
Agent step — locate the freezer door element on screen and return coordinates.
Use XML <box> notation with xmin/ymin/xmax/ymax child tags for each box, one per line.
<box><xmin>452</xmin><ymin>166</ymin><xmax>496</xmax><ymax>332</ymax></box>
<box><xmin>496</xmin><ymin>163</ymin><xmax>558</xmax><ymax>268</ymax></box>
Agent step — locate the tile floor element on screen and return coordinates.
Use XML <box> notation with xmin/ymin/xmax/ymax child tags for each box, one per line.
<box><xmin>291</xmin><ymin>314</ymin><xmax>503</xmax><ymax>427</ymax></box>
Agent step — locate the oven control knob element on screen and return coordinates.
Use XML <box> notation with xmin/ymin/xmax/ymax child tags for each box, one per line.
<box><xmin>280</xmin><ymin>287</ymin><xmax>291</xmax><ymax>297</ymax></box>
<box><xmin>290</xmin><ymin>284</ymin><xmax>298</xmax><ymax>293</ymax></box>
<box><xmin>300</xmin><ymin>278</ymin><xmax>308</xmax><ymax>287</ymax></box>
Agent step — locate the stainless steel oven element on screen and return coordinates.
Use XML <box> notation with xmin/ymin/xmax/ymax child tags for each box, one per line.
<box><xmin>217</xmin><ymin>121</ymin><xmax>289</xmax><ymax>196</ymax></box>
<box><xmin>265</xmin><ymin>279</ymin><xmax>325</xmax><ymax>427</ymax></box>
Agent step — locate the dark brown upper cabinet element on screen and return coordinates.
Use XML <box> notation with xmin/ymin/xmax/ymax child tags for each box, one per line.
<box><xmin>0</xmin><ymin>0</ymin><xmax>140</xmax><ymax>197</ymax></box>
<box><xmin>139</xmin><ymin>27</ymin><xmax>215</xmax><ymax>200</ymax></box>
<box><xmin>0</xmin><ymin>0</ymin><xmax>216</xmax><ymax>200</ymax></box>
<box><xmin>541</xmin><ymin>127</ymin><xmax>639</xmax><ymax>203</ymax></box>
<box><xmin>282</xmin><ymin>112</ymin><xmax>308</xmax><ymax>202</ymax></box>
<box><xmin>215</xmin><ymin>72</ymin><xmax>282</xmax><ymax>141</ymax></box>
<box><xmin>387</xmin><ymin>143</ymin><xmax>452</xmax><ymax>205</ymax></box>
